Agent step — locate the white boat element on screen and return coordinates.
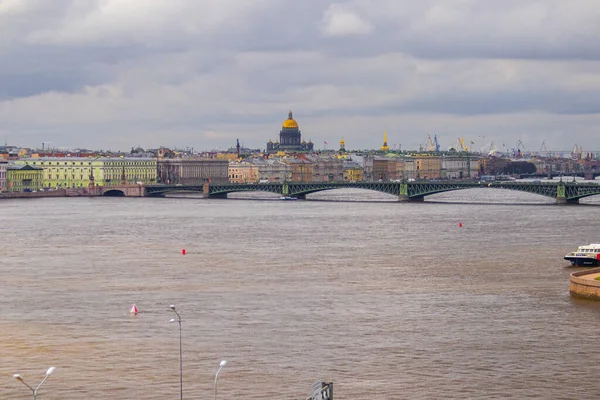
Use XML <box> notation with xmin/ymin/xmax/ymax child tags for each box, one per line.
<box><xmin>280</xmin><ymin>196</ymin><xmax>298</xmax><ymax>200</ymax></box>
<box><xmin>564</xmin><ymin>244</ymin><xmax>600</xmax><ymax>266</ymax></box>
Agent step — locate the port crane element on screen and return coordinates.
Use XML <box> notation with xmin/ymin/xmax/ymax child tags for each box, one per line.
<box><xmin>458</xmin><ymin>137</ymin><xmax>470</xmax><ymax>152</ymax></box>
<box><xmin>433</xmin><ymin>135</ymin><xmax>440</xmax><ymax>152</ymax></box>
<box><xmin>512</xmin><ymin>140</ymin><xmax>526</xmax><ymax>157</ymax></box>
<box><xmin>421</xmin><ymin>134</ymin><xmax>436</xmax><ymax>152</ymax></box>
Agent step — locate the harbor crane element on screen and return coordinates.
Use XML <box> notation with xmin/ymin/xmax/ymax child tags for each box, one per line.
<box><xmin>433</xmin><ymin>135</ymin><xmax>441</xmax><ymax>152</ymax></box>
<box><xmin>512</xmin><ymin>140</ymin><xmax>526</xmax><ymax>157</ymax></box>
<box><xmin>422</xmin><ymin>134</ymin><xmax>436</xmax><ymax>152</ymax></box>
<box><xmin>458</xmin><ymin>137</ymin><xmax>470</xmax><ymax>152</ymax></box>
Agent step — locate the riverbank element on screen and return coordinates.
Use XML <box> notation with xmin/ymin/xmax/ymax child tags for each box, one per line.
<box><xmin>0</xmin><ymin>189</ymin><xmax>67</xmax><ymax>199</ymax></box>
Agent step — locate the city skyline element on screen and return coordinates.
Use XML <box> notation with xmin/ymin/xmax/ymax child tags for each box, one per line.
<box><xmin>2</xmin><ymin>1</ymin><xmax>600</xmax><ymax>152</ymax></box>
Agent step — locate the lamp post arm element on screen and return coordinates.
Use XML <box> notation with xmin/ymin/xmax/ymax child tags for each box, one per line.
<box><xmin>214</xmin><ymin>367</ymin><xmax>223</xmax><ymax>400</ymax></box>
<box><xmin>17</xmin><ymin>378</ymin><xmax>35</xmax><ymax>392</ymax></box>
<box><xmin>33</xmin><ymin>375</ymin><xmax>51</xmax><ymax>400</ymax></box>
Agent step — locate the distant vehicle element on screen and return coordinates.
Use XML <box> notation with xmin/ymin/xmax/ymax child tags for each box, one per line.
<box><xmin>565</xmin><ymin>244</ymin><xmax>600</xmax><ymax>266</ymax></box>
<box><xmin>23</xmin><ymin>188</ymin><xmax>32</xmax><ymax>192</ymax></box>
<box><xmin>259</xmin><ymin>179</ymin><xmax>269</xmax><ymax>184</ymax></box>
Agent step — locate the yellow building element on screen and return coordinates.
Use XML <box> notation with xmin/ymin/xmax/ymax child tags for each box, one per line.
<box><xmin>16</xmin><ymin>157</ymin><xmax>157</xmax><ymax>189</ymax></box>
<box><xmin>217</xmin><ymin>153</ymin><xmax>239</xmax><ymax>161</ymax></box>
<box><xmin>343</xmin><ymin>162</ymin><xmax>364</xmax><ymax>182</ymax></box>
<box><xmin>413</xmin><ymin>155</ymin><xmax>441</xmax><ymax>179</ymax></box>
<box><xmin>6</xmin><ymin>164</ymin><xmax>43</xmax><ymax>192</ymax></box>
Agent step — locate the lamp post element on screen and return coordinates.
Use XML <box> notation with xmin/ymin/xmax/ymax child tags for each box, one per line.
<box><xmin>214</xmin><ymin>360</ymin><xmax>228</xmax><ymax>400</ymax></box>
<box><xmin>13</xmin><ymin>366</ymin><xmax>56</xmax><ymax>400</ymax></box>
<box><xmin>169</xmin><ymin>305</ymin><xmax>183</xmax><ymax>400</ymax></box>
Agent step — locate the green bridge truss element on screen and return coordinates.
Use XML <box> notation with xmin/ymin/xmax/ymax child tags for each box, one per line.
<box><xmin>145</xmin><ymin>181</ymin><xmax>600</xmax><ymax>204</ymax></box>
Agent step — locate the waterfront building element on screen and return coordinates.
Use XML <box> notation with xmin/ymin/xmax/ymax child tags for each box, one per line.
<box><xmin>394</xmin><ymin>157</ymin><xmax>406</xmax><ymax>180</ymax></box>
<box><xmin>403</xmin><ymin>158</ymin><xmax>416</xmax><ymax>180</ymax></box>
<box><xmin>413</xmin><ymin>155</ymin><xmax>442</xmax><ymax>179</ymax></box>
<box><xmin>255</xmin><ymin>159</ymin><xmax>292</xmax><ymax>182</ymax></box>
<box><xmin>228</xmin><ymin>161</ymin><xmax>259</xmax><ymax>183</ymax></box>
<box><xmin>306</xmin><ymin>154</ymin><xmax>344</xmax><ymax>182</ymax></box>
<box><xmin>266</xmin><ymin>111</ymin><xmax>314</xmax><ymax>153</ymax></box>
<box><xmin>440</xmin><ymin>155</ymin><xmax>478</xmax><ymax>179</ymax></box>
<box><xmin>342</xmin><ymin>160</ymin><xmax>364</xmax><ymax>182</ymax></box>
<box><xmin>0</xmin><ymin>160</ymin><xmax>7</xmax><ymax>191</ymax></box>
<box><xmin>363</xmin><ymin>155</ymin><xmax>392</xmax><ymax>181</ymax></box>
<box><xmin>6</xmin><ymin>164</ymin><xmax>43</xmax><ymax>192</ymax></box>
<box><xmin>16</xmin><ymin>157</ymin><xmax>157</xmax><ymax>188</ymax></box>
<box><xmin>283</xmin><ymin>158</ymin><xmax>313</xmax><ymax>182</ymax></box>
<box><xmin>157</xmin><ymin>158</ymin><xmax>228</xmax><ymax>185</ymax></box>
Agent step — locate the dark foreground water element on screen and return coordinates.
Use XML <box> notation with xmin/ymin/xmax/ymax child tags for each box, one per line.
<box><xmin>1</xmin><ymin>188</ymin><xmax>600</xmax><ymax>399</ymax></box>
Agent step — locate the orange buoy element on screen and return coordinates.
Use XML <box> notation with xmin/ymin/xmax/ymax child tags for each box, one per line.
<box><xmin>130</xmin><ymin>304</ymin><xmax>139</xmax><ymax>314</ymax></box>
<box><xmin>181</xmin><ymin>248</ymin><xmax>186</xmax><ymax>255</ymax></box>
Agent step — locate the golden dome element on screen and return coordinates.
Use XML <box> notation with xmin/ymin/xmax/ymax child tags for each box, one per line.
<box><xmin>282</xmin><ymin>110</ymin><xmax>299</xmax><ymax>129</ymax></box>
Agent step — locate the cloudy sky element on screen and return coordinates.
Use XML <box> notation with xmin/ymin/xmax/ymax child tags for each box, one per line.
<box><xmin>1</xmin><ymin>0</ymin><xmax>600</xmax><ymax>153</ymax></box>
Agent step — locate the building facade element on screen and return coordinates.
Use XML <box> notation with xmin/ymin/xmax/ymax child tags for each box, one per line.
<box><xmin>307</xmin><ymin>155</ymin><xmax>344</xmax><ymax>182</ymax></box>
<box><xmin>267</xmin><ymin>111</ymin><xmax>314</xmax><ymax>153</ymax></box>
<box><xmin>284</xmin><ymin>159</ymin><xmax>313</xmax><ymax>182</ymax></box>
<box><xmin>343</xmin><ymin>161</ymin><xmax>364</xmax><ymax>182</ymax></box>
<box><xmin>414</xmin><ymin>155</ymin><xmax>442</xmax><ymax>179</ymax></box>
<box><xmin>440</xmin><ymin>154</ymin><xmax>480</xmax><ymax>179</ymax></box>
<box><xmin>157</xmin><ymin>158</ymin><xmax>228</xmax><ymax>185</ymax></box>
<box><xmin>16</xmin><ymin>157</ymin><xmax>157</xmax><ymax>188</ymax></box>
<box><xmin>228</xmin><ymin>161</ymin><xmax>259</xmax><ymax>183</ymax></box>
<box><xmin>0</xmin><ymin>160</ymin><xmax>7</xmax><ymax>191</ymax></box>
<box><xmin>6</xmin><ymin>164</ymin><xmax>43</xmax><ymax>192</ymax></box>
<box><xmin>256</xmin><ymin>159</ymin><xmax>292</xmax><ymax>182</ymax></box>
<box><xmin>363</xmin><ymin>155</ymin><xmax>393</xmax><ymax>181</ymax></box>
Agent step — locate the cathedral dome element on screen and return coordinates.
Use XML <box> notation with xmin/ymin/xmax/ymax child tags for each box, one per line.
<box><xmin>282</xmin><ymin>110</ymin><xmax>299</xmax><ymax>129</ymax></box>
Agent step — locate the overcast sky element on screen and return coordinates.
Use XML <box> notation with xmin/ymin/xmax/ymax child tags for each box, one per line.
<box><xmin>1</xmin><ymin>0</ymin><xmax>600</xmax><ymax>152</ymax></box>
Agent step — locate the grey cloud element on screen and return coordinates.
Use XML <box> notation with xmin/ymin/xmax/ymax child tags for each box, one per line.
<box><xmin>1</xmin><ymin>0</ymin><xmax>600</xmax><ymax>151</ymax></box>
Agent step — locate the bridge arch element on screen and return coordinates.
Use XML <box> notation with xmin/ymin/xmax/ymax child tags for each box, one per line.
<box><xmin>103</xmin><ymin>189</ymin><xmax>125</xmax><ymax>197</ymax></box>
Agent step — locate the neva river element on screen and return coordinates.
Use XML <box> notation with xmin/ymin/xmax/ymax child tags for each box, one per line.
<box><xmin>1</xmin><ymin>188</ymin><xmax>600</xmax><ymax>399</ymax></box>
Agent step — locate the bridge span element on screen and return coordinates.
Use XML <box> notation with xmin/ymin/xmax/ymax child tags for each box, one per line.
<box><xmin>145</xmin><ymin>180</ymin><xmax>600</xmax><ymax>204</ymax></box>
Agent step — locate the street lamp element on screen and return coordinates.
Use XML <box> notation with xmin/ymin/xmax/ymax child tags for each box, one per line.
<box><xmin>169</xmin><ymin>305</ymin><xmax>183</xmax><ymax>400</ymax></box>
<box><xmin>13</xmin><ymin>366</ymin><xmax>56</xmax><ymax>400</ymax></box>
<box><xmin>214</xmin><ymin>360</ymin><xmax>228</xmax><ymax>400</ymax></box>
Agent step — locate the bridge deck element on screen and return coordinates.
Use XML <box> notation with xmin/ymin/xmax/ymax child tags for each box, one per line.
<box><xmin>145</xmin><ymin>180</ymin><xmax>600</xmax><ymax>203</ymax></box>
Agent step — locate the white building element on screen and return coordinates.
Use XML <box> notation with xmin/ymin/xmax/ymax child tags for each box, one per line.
<box><xmin>441</xmin><ymin>155</ymin><xmax>480</xmax><ymax>179</ymax></box>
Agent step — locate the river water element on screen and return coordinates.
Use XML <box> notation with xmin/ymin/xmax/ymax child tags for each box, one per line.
<box><xmin>1</xmin><ymin>188</ymin><xmax>600</xmax><ymax>399</ymax></box>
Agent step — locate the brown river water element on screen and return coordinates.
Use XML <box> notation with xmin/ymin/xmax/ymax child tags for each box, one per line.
<box><xmin>1</xmin><ymin>188</ymin><xmax>600</xmax><ymax>399</ymax></box>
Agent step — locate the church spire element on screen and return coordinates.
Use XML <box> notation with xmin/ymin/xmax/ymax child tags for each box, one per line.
<box><xmin>288</xmin><ymin>110</ymin><xmax>293</xmax><ymax>119</ymax></box>
<box><xmin>381</xmin><ymin>129</ymin><xmax>389</xmax><ymax>152</ymax></box>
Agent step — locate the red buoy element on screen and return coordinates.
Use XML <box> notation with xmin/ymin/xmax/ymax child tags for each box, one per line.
<box><xmin>181</xmin><ymin>249</ymin><xmax>186</xmax><ymax>255</ymax></box>
<box><xmin>459</xmin><ymin>222</ymin><xmax>463</xmax><ymax>228</ymax></box>
<box><xmin>130</xmin><ymin>304</ymin><xmax>139</xmax><ymax>314</ymax></box>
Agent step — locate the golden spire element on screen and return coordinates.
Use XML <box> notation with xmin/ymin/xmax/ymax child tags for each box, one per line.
<box><xmin>381</xmin><ymin>129</ymin><xmax>389</xmax><ymax>151</ymax></box>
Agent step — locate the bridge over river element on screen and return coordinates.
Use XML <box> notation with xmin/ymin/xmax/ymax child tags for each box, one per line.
<box><xmin>145</xmin><ymin>180</ymin><xmax>600</xmax><ymax>204</ymax></box>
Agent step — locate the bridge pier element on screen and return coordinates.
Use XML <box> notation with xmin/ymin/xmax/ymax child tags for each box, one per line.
<box><xmin>556</xmin><ymin>197</ymin><xmax>579</xmax><ymax>205</ymax></box>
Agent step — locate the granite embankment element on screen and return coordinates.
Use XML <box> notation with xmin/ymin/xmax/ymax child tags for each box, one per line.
<box><xmin>570</xmin><ymin>268</ymin><xmax>600</xmax><ymax>300</ymax></box>
<box><xmin>0</xmin><ymin>189</ymin><xmax>67</xmax><ymax>199</ymax></box>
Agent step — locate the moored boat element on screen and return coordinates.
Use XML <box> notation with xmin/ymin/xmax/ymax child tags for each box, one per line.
<box><xmin>280</xmin><ymin>196</ymin><xmax>298</xmax><ymax>200</ymax></box>
<box><xmin>564</xmin><ymin>244</ymin><xmax>600</xmax><ymax>266</ymax></box>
